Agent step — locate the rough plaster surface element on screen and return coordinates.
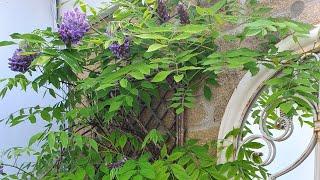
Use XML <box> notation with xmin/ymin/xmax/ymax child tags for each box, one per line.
<box><xmin>261</xmin><ymin>0</ymin><xmax>320</xmax><ymax>24</ymax></box>
<box><xmin>185</xmin><ymin>70</ymin><xmax>245</xmax><ymax>143</ymax></box>
<box><xmin>185</xmin><ymin>0</ymin><xmax>320</xmax><ymax>143</ymax></box>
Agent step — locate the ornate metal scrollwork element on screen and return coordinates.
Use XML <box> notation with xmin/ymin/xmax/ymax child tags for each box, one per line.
<box><xmin>260</xmin><ymin>106</ymin><xmax>294</xmax><ymax>142</ymax></box>
<box><xmin>236</xmin><ymin>53</ymin><xmax>320</xmax><ymax>179</ymax></box>
<box><xmin>236</xmin><ymin>134</ymin><xmax>276</xmax><ymax>166</ymax></box>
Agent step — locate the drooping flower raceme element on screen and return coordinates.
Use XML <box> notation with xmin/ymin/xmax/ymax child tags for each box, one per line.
<box><xmin>177</xmin><ymin>2</ymin><xmax>190</xmax><ymax>24</ymax></box>
<box><xmin>8</xmin><ymin>49</ymin><xmax>37</xmax><ymax>73</ymax></box>
<box><xmin>109</xmin><ymin>37</ymin><xmax>130</xmax><ymax>59</ymax></box>
<box><xmin>157</xmin><ymin>0</ymin><xmax>170</xmax><ymax>24</ymax></box>
<box><xmin>58</xmin><ymin>8</ymin><xmax>90</xmax><ymax>45</ymax></box>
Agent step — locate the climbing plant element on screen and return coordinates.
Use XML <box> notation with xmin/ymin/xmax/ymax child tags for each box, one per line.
<box><xmin>0</xmin><ymin>0</ymin><xmax>315</xmax><ymax>179</ymax></box>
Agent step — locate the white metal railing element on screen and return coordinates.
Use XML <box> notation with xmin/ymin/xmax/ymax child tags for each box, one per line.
<box><xmin>236</xmin><ymin>53</ymin><xmax>320</xmax><ymax>179</ymax></box>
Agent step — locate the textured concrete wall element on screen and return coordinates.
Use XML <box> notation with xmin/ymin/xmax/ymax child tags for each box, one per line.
<box><xmin>185</xmin><ymin>0</ymin><xmax>320</xmax><ymax>143</ymax></box>
<box><xmin>262</xmin><ymin>0</ymin><xmax>320</xmax><ymax>24</ymax></box>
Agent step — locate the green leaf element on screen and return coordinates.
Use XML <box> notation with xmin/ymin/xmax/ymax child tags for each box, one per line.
<box><xmin>100</xmin><ymin>165</ymin><xmax>109</xmax><ymax>174</ymax></box>
<box><xmin>140</xmin><ymin>169</ymin><xmax>155</xmax><ymax>179</ymax></box>
<box><xmin>119</xmin><ymin>160</ymin><xmax>137</xmax><ymax>174</ymax></box>
<box><xmin>118</xmin><ymin>170</ymin><xmax>136</xmax><ymax>180</ymax></box>
<box><xmin>178</xmin><ymin>25</ymin><xmax>208</xmax><ymax>34</ymax></box>
<box><xmin>132</xmin><ymin>175</ymin><xmax>143</xmax><ymax>180</ymax></box>
<box><xmin>139</xmin><ymin>26</ymin><xmax>173</xmax><ymax>33</ymax></box>
<box><xmin>19</xmin><ymin>78</ymin><xmax>27</xmax><ymax>91</ymax></box>
<box><xmin>141</xmin><ymin>129</ymin><xmax>164</xmax><ymax>149</ymax></box>
<box><xmin>118</xmin><ymin>135</ymin><xmax>128</xmax><ymax>149</ymax></box>
<box><xmin>89</xmin><ymin>139</ymin><xmax>99</xmax><ymax>152</ymax></box>
<box><xmin>60</xmin><ymin>50</ymin><xmax>83</xmax><ymax>73</ymax></box>
<box><xmin>135</xmin><ymin>34</ymin><xmax>168</xmax><ymax>40</ymax></box>
<box><xmin>52</xmin><ymin>108</ymin><xmax>63</xmax><ymax>120</ymax></box>
<box><xmin>203</xmin><ymin>85</ymin><xmax>212</xmax><ymax>101</ymax></box>
<box><xmin>48</xmin><ymin>88</ymin><xmax>56</xmax><ymax>98</ymax></box>
<box><xmin>40</xmin><ymin>110</ymin><xmax>51</xmax><ymax>121</ymax></box>
<box><xmin>225</xmin><ymin>145</ymin><xmax>234</xmax><ymax>160</ymax></box>
<box><xmin>109</xmin><ymin>99</ymin><xmax>123</xmax><ymax>112</ymax></box>
<box><xmin>141</xmin><ymin>91</ymin><xmax>151</xmax><ymax>107</ymax></box>
<box><xmin>11</xmin><ymin>33</ymin><xmax>45</xmax><ymax>43</ymax></box>
<box><xmin>211</xmin><ymin>0</ymin><xmax>227</xmax><ymax>13</ymax></box>
<box><xmin>140</xmin><ymin>162</ymin><xmax>156</xmax><ymax>179</ymax></box>
<box><xmin>279</xmin><ymin>102</ymin><xmax>292</xmax><ymax>114</ymax></box>
<box><xmin>75</xmin><ymin>167</ymin><xmax>86</xmax><ymax>179</ymax></box>
<box><xmin>178</xmin><ymin>66</ymin><xmax>203</xmax><ymax>71</ymax></box>
<box><xmin>244</xmin><ymin>61</ymin><xmax>259</xmax><ymax>76</ymax></box>
<box><xmin>120</xmin><ymin>79</ymin><xmax>128</xmax><ymax>88</ymax></box>
<box><xmin>151</xmin><ymin>71</ymin><xmax>172</xmax><ymax>82</ymax></box>
<box><xmin>245</xmin><ymin>28</ymin><xmax>261</xmax><ymax>37</ymax></box>
<box><xmin>266</xmin><ymin>77</ymin><xmax>287</xmax><ymax>85</ymax></box>
<box><xmin>160</xmin><ymin>145</ymin><xmax>167</xmax><ymax>158</ymax></box>
<box><xmin>89</xmin><ymin>6</ymin><xmax>97</xmax><ymax>16</ymax></box>
<box><xmin>210</xmin><ymin>169</ymin><xmax>227</xmax><ymax>180</ymax></box>
<box><xmin>129</xmin><ymin>71</ymin><xmax>145</xmax><ymax>80</ymax></box>
<box><xmin>75</xmin><ymin>135</ymin><xmax>83</xmax><ymax>150</ymax></box>
<box><xmin>28</xmin><ymin>132</ymin><xmax>43</xmax><ymax>146</ymax></box>
<box><xmin>147</xmin><ymin>43</ymin><xmax>167</xmax><ymax>52</ymax></box>
<box><xmin>176</xmin><ymin>107</ymin><xmax>184</xmax><ymax>114</ymax></box>
<box><xmin>28</xmin><ymin>114</ymin><xmax>36</xmax><ymax>124</ymax></box>
<box><xmin>31</xmin><ymin>55</ymin><xmax>51</xmax><ymax>66</ymax></box>
<box><xmin>294</xmin><ymin>85</ymin><xmax>317</xmax><ymax>93</ymax></box>
<box><xmin>48</xmin><ymin>133</ymin><xmax>55</xmax><ymax>151</ymax></box>
<box><xmin>170</xmin><ymin>103</ymin><xmax>181</xmax><ymax>108</ymax></box>
<box><xmin>0</xmin><ymin>41</ymin><xmax>16</xmax><ymax>46</ymax></box>
<box><xmin>196</xmin><ymin>6</ymin><xmax>212</xmax><ymax>16</ymax></box>
<box><xmin>174</xmin><ymin>74</ymin><xmax>184</xmax><ymax>82</ymax></box>
<box><xmin>177</xmin><ymin>156</ymin><xmax>191</xmax><ymax>166</ymax></box>
<box><xmin>171</xmin><ymin>164</ymin><xmax>190</xmax><ymax>180</ymax></box>
<box><xmin>19</xmin><ymin>52</ymin><xmax>38</xmax><ymax>56</ymax></box>
<box><xmin>243</xmin><ymin>142</ymin><xmax>264</xmax><ymax>149</ymax></box>
<box><xmin>168</xmin><ymin>152</ymin><xmax>184</xmax><ymax>162</ymax></box>
<box><xmin>190</xmin><ymin>169</ymin><xmax>200</xmax><ymax>179</ymax></box>
<box><xmin>124</xmin><ymin>96</ymin><xmax>133</xmax><ymax>107</ymax></box>
<box><xmin>60</xmin><ymin>131</ymin><xmax>69</xmax><ymax>148</ymax></box>
<box><xmin>86</xmin><ymin>165</ymin><xmax>95</xmax><ymax>179</ymax></box>
<box><xmin>172</xmin><ymin>33</ymin><xmax>192</xmax><ymax>41</ymax></box>
<box><xmin>79</xmin><ymin>1</ymin><xmax>87</xmax><ymax>13</ymax></box>
<box><xmin>177</xmin><ymin>53</ymin><xmax>198</xmax><ymax>63</ymax></box>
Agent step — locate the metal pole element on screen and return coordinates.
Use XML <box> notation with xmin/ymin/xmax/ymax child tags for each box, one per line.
<box><xmin>315</xmin><ymin>116</ymin><xmax>320</xmax><ymax>179</ymax></box>
<box><xmin>315</xmin><ymin>61</ymin><xmax>319</xmax><ymax>179</ymax></box>
<box><xmin>315</xmin><ymin>141</ymin><xmax>320</xmax><ymax>179</ymax></box>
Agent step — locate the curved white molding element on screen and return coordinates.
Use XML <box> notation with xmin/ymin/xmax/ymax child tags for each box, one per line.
<box><xmin>218</xmin><ymin>66</ymin><xmax>275</xmax><ymax>141</ymax></box>
<box><xmin>217</xmin><ymin>24</ymin><xmax>320</xmax><ymax>163</ymax></box>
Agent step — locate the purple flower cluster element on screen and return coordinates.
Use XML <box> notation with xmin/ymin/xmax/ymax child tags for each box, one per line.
<box><xmin>109</xmin><ymin>37</ymin><xmax>130</xmax><ymax>59</ymax></box>
<box><xmin>8</xmin><ymin>49</ymin><xmax>37</xmax><ymax>73</ymax></box>
<box><xmin>58</xmin><ymin>8</ymin><xmax>90</xmax><ymax>45</ymax></box>
<box><xmin>177</xmin><ymin>2</ymin><xmax>190</xmax><ymax>24</ymax></box>
<box><xmin>157</xmin><ymin>0</ymin><xmax>170</xmax><ymax>24</ymax></box>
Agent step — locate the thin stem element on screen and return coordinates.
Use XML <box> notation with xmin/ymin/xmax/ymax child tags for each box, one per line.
<box><xmin>90</xmin><ymin>26</ymin><xmax>103</xmax><ymax>35</ymax></box>
<box><xmin>1</xmin><ymin>163</ymin><xmax>35</xmax><ymax>178</ymax></box>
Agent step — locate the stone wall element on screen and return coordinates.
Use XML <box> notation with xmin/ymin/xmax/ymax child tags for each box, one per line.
<box><xmin>185</xmin><ymin>0</ymin><xmax>320</xmax><ymax>143</ymax></box>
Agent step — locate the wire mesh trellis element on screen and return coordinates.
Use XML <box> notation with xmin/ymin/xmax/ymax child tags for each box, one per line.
<box><xmin>70</xmin><ymin>6</ymin><xmax>187</xmax><ymax>169</ymax></box>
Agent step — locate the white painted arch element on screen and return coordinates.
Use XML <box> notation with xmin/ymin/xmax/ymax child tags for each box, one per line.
<box><xmin>218</xmin><ymin>24</ymin><xmax>320</xmax><ymax>141</ymax></box>
<box><xmin>217</xmin><ymin>24</ymin><xmax>320</xmax><ymax>179</ymax></box>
